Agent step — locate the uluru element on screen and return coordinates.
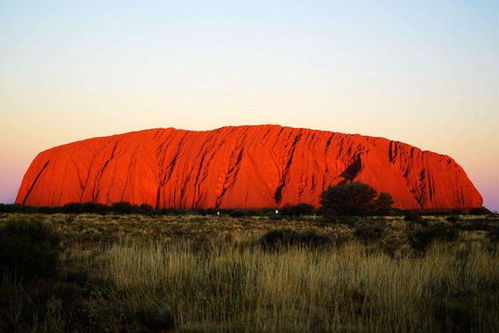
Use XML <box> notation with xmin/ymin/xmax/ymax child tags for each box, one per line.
<box><xmin>16</xmin><ymin>125</ymin><xmax>482</xmax><ymax>210</ymax></box>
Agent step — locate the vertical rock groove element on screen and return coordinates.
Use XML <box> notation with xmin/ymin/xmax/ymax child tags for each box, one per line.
<box><xmin>16</xmin><ymin>125</ymin><xmax>483</xmax><ymax>210</ymax></box>
<box><xmin>21</xmin><ymin>161</ymin><xmax>50</xmax><ymax>205</ymax></box>
<box><xmin>274</xmin><ymin>131</ymin><xmax>303</xmax><ymax>204</ymax></box>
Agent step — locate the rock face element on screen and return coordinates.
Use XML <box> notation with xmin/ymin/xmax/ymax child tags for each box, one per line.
<box><xmin>16</xmin><ymin>125</ymin><xmax>482</xmax><ymax>210</ymax></box>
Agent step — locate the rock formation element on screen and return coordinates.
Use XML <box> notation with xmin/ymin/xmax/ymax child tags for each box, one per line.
<box><xmin>16</xmin><ymin>125</ymin><xmax>482</xmax><ymax>210</ymax></box>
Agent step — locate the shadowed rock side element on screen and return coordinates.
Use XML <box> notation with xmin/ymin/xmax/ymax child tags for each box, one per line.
<box><xmin>16</xmin><ymin>125</ymin><xmax>483</xmax><ymax>210</ymax></box>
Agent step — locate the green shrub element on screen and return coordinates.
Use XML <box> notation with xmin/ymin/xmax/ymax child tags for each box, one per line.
<box><xmin>487</xmin><ymin>225</ymin><xmax>499</xmax><ymax>242</ymax></box>
<box><xmin>257</xmin><ymin>207</ymin><xmax>279</xmax><ymax>216</ymax></box>
<box><xmin>407</xmin><ymin>224</ymin><xmax>458</xmax><ymax>253</ymax></box>
<box><xmin>281</xmin><ymin>203</ymin><xmax>315</xmax><ymax>216</ymax></box>
<box><xmin>320</xmin><ymin>182</ymin><xmax>393</xmax><ymax>216</ymax></box>
<box><xmin>203</xmin><ymin>208</ymin><xmax>219</xmax><ymax>215</ymax></box>
<box><xmin>137</xmin><ymin>204</ymin><xmax>154</xmax><ymax>215</ymax></box>
<box><xmin>459</xmin><ymin>218</ymin><xmax>490</xmax><ymax>232</ymax></box>
<box><xmin>259</xmin><ymin>230</ymin><xmax>331</xmax><ymax>250</ymax></box>
<box><xmin>320</xmin><ymin>182</ymin><xmax>377</xmax><ymax>216</ymax></box>
<box><xmin>0</xmin><ymin>204</ymin><xmax>64</xmax><ymax>214</ymax></box>
<box><xmin>469</xmin><ymin>207</ymin><xmax>490</xmax><ymax>215</ymax></box>
<box><xmin>157</xmin><ymin>208</ymin><xmax>194</xmax><ymax>215</ymax></box>
<box><xmin>372</xmin><ymin>192</ymin><xmax>394</xmax><ymax>215</ymax></box>
<box><xmin>227</xmin><ymin>209</ymin><xmax>251</xmax><ymax>217</ymax></box>
<box><xmin>353</xmin><ymin>221</ymin><xmax>387</xmax><ymax>243</ymax></box>
<box><xmin>62</xmin><ymin>202</ymin><xmax>108</xmax><ymax>214</ymax></box>
<box><xmin>110</xmin><ymin>202</ymin><xmax>134</xmax><ymax>214</ymax></box>
<box><xmin>0</xmin><ymin>220</ymin><xmax>60</xmax><ymax>282</ymax></box>
<box><xmin>0</xmin><ymin>204</ymin><xmax>26</xmax><ymax>213</ymax></box>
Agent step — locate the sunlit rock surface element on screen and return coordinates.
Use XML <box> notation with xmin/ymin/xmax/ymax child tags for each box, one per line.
<box><xmin>16</xmin><ymin>125</ymin><xmax>482</xmax><ymax>210</ymax></box>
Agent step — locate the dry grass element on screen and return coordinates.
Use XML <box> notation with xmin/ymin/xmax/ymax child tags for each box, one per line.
<box><xmin>100</xmin><ymin>239</ymin><xmax>498</xmax><ymax>332</ymax></box>
<box><xmin>0</xmin><ymin>213</ymin><xmax>497</xmax><ymax>332</ymax></box>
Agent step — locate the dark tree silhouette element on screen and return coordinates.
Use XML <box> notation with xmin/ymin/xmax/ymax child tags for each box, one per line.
<box><xmin>320</xmin><ymin>182</ymin><xmax>393</xmax><ymax>216</ymax></box>
<box><xmin>281</xmin><ymin>203</ymin><xmax>315</xmax><ymax>216</ymax></box>
<box><xmin>373</xmin><ymin>192</ymin><xmax>394</xmax><ymax>214</ymax></box>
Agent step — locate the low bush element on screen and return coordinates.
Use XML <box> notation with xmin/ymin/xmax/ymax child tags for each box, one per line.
<box><xmin>0</xmin><ymin>203</ymin><xmax>26</xmax><ymax>213</ymax></box>
<box><xmin>257</xmin><ymin>207</ymin><xmax>279</xmax><ymax>216</ymax></box>
<box><xmin>404</xmin><ymin>214</ymin><xmax>423</xmax><ymax>223</ymax></box>
<box><xmin>156</xmin><ymin>208</ymin><xmax>197</xmax><ymax>215</ymax></box>
<box><xmin>0</xmin><ymin>220</ymin><xmax>60</xmax><ymax>282</ymax></box>
<box><xmin>0</xmin><ymin>204</ymin><xmax>63</xmax><ymax>214</ymax></box>
<box><xmin>407</xmin><ymin>224</ymin><xmax>458</xmax><ymax>253</ymax></box>
<box><xmin>458</xmin><ymin>218</ymin><xmax>491</xmax><ymax>232</ymax></box>
<box><xmin>259</xmin><ymin>230</ymin><xmax>331</xmax><ymax>250</ymax></box>
<box><xmin>320</xmin><ymin>182</ymin><xmax>394</xmax><ymax>216</ymax></box>
<box><xmin>280</xmin><ymin>203</ymin><xmax>315</xmax><ymax>216</ymax></box>
<box><xmin>353</xmin><ymin>221</ymin><xmax>387</xmax><ymax>243</ymax></box>
<box><xmin>469</xmin><ymin>207</ymin><xmax>491</xmax><ymax>215</ymax></box>
<box><xmin>138</xmin><ymin>204</ymin><xmax>154</xmax><ymax>214</ymax></box>
<box><xmin>110</xmin><ymin>202</ymin><xmax>134</xmax><ymax>214</ymax></box>
<box><xmin>487</xmin><ymin>225</ymin><xmax>499</xmax><ymax>242</ymax></box>
<box><xmin>227</xmin><ymin>209</ymin><xmax>251</xmax><ymax>218</ymax></box>
<box><xmin>197</xmin><ymin>208</ymin><xmax>253</xmax><ymax>217</ymax></box>
<box><xmin>62</xmin><ymin>202</ymin><xmax>108</xmax><ymax>214</ymax></box>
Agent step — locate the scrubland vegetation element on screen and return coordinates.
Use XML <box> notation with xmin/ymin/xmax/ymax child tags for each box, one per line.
<box><xmin>0</xmin><ymin>212</ymin><xmax>498</xmax><ymax>332</ymax></box>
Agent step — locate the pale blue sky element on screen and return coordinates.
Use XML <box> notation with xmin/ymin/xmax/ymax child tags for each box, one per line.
<box><xmin>1</xmin><ymin>1</ymin><xmax>498</xmax><ymax>209</ymax></box>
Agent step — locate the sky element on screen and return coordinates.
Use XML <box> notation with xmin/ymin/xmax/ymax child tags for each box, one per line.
<box><xmin>1</xmin><ymin>0</ymin><xmax>498</xmax><ymax>211</ymax></box>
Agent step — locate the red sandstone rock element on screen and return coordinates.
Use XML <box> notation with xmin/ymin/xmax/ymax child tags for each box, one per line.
<box><xmin>16</xmin><ymin>125</ymin><xmax>482</xmax><ymax>210</ymax></box>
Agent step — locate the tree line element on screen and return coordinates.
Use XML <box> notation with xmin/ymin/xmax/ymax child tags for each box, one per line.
<box><xmin>0</xmin><ymin>182</ymin><xmax>490</xmax><ymax>216</ymax></box>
